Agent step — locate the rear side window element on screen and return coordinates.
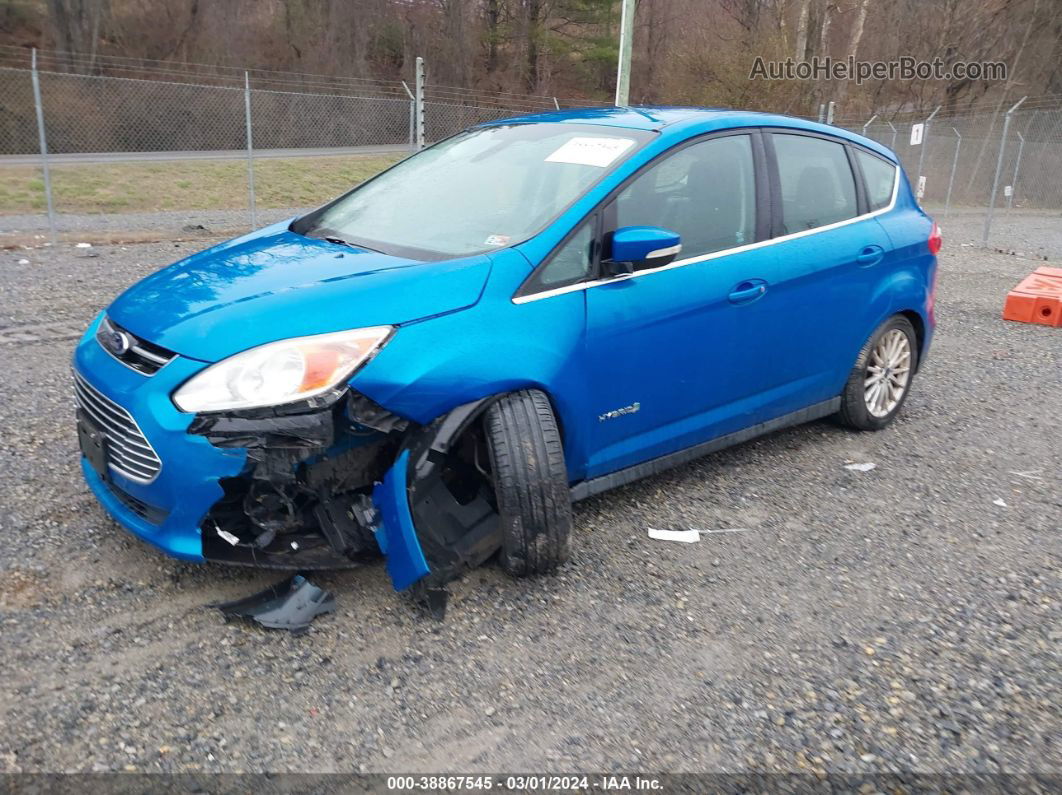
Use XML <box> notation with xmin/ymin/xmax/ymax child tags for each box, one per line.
<box><xmin>772</xmin><ymin>134</ymin><xmax>857</xmax><ymax>233</ymax></box>
<box><xmin>855</xmin><ymin>150</ymin><xmax>897</xmax><ymax>211</ymax></box>
<box><xmin>612</xmin><ymin>134</ymin><xmax>756</xmax><ymax>262</ymax></box>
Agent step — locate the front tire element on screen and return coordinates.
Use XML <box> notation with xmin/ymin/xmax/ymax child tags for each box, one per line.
<box><xmin>837</xmin><ymin>315</ymin><xmax>918</xmax><ymax>431</ymax></box>
<box><xmin>484</xmin><ymin>390</ymin><xmax>572</xmax><ymax>577</ymax></box>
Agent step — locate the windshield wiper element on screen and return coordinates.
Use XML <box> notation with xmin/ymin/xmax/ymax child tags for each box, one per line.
<box><xmin>320</xmin><ymin>234</ymin><xmax>385</xmax><ymax>255</ymax></box>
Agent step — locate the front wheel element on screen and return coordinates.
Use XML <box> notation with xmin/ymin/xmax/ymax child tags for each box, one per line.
<box><xmin>837</xmin><ymin>315</ymin><xmax>919</xmax><ymax>431</ymax></box>
<box><xmin>484</xmin><ymin>390</ymin><xmax>572</xmax><ymax>577</ymax></box>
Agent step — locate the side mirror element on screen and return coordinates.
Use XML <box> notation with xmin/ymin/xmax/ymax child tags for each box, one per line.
<box><xmin>605</xmin><ymin>226</ymin><xmax>682</xmax><ymax>276</ymax></box>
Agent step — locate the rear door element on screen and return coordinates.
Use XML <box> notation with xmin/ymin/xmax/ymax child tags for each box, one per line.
<box><xmin>737</xmin><ymin>130</ymin><xmax>895</xmax><ymax>412</ymax></box>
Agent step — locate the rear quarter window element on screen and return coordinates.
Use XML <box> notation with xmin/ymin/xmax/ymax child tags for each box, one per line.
<box><xmin>855</xmin><ymin>149</ymin><xmax>897</xmax><ymax>211</ymax></box>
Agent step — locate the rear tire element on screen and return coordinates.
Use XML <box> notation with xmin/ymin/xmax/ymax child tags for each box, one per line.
<box><xmin>837</xmin><ymin>314</ymin><xmax>919</xmax><ymax>431</ymax></box>
<box><xmin>484</xmin><ymin>390</ymin><xmax>572</xmax><ymax>576</ymax></box>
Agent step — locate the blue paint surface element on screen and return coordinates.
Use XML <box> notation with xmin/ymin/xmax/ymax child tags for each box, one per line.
<box><xmin>372</xmin><ymin>451</ymin><xmax>430</xmax><ymax>590</ymax></box>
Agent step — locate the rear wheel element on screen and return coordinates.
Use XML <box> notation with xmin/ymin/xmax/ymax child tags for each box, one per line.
<box><xmin>837</xmin><ymin>315</ymin><xmax>918</xmax><ymax>431</ymax></box>
<box><xmin>484</xmin><ymin>390</ymin><xmax>572</xmax><ymax>576</ymax></box>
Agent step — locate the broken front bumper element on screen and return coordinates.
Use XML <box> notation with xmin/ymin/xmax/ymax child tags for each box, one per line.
<box><xmin>74</xmin><ymin>315</ymin><xmax>246</xmax><ymax>562</ymax></box>
<box><xmin>74</xmin><ymin>317</ymin><xmax>500</xmax><ymax>592</ymax></box>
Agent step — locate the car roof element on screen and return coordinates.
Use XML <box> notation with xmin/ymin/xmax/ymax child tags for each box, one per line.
<box><xmin>478</xmin><ymin>106</ymin><xmax>897</xmax><ymax>162</ymax></box>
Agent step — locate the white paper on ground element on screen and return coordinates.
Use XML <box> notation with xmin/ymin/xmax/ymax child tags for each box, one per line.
<box><xmin>844</xmin><ymin>462</ymin><xmax>877</xmax><ymax>472</ymax></box>
<box><xmin>545</xmin><ymin>137</ymin><xmax>635</xmax><ymax>167</ymax></box>
<box><xmin>647</xmin><ymin>527</ymin><xmax>701</xmax><ymax>543</ymax></box>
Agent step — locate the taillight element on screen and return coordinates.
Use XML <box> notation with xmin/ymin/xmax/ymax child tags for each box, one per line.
<box><xmin>927</xmin><ymin>223</ymin><xmax>940</xmax><ymax>325</ymax></box>
<box><xmin>928</xmin><ymin>221</ymin><xmax>942</xmax><ymax>255</ymax></box>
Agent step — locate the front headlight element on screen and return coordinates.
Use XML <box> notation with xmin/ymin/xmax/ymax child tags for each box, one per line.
<box><xmin>172</xmin><ymin>326</ymin><xmax>392</xmax><ymax>413</ymax></box>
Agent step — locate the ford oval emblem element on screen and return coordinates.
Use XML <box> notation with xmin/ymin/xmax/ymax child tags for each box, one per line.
<box><xmin>108</xmin><ymin>330</ymin><xmax>132</xmax><ymax>356</ymax></box>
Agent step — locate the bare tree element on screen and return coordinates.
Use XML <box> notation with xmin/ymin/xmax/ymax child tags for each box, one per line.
<box><xmin>833</xmin><ymin>0</ymin><xmax>870</xmax><ymax>105</ymax></box>
<box><xmin>45</xmin><ymin>0</ymin><xmax>110</xmax><ymax>71</ymax></box>
<box><xmin>794</xmin><ymin>0</ymin><xmax>811</xmax><ymax>59</ymax></box>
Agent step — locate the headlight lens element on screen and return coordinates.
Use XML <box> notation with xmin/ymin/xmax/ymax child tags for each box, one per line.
<box><xmin>172</xmin><ymin>326</ymin><xmax>392</xmax><ymax>413</ymax></box>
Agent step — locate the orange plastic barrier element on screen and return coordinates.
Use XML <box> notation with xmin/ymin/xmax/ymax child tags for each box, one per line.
<box><xmin>1002</xmin><ymin>266</ymin><xmax>1062</xmax><ymax>327</ymax></box>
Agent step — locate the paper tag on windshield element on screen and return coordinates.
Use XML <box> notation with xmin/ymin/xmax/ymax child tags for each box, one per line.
<box><xmin>545</xmin><ymin>137</ymin><xmax>634</xmax><ymax>168</ymax></box>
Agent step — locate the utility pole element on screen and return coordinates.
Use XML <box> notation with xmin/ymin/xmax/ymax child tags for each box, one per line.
<box><xmin>614</xmin><ymin>0</ymin><xmax>635</xmax><ymax>106</ymax></box>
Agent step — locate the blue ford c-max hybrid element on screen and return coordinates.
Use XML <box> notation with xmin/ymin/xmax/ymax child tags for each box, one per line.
<box><xmin>73</xmin><ymin>107</ymin><xmax>939</xmax><ymax>598</ymax></box>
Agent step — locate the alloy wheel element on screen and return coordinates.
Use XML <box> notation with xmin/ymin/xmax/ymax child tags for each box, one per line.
<box><xmin>864</xmin><ymin>328</ymin><xmax>912</xmax><ymax>418</ymax></box>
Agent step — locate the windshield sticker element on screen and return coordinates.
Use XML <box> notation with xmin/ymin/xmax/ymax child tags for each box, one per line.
<box><xmin>484</xmin><ymin>234</ymin><xmax>511</xmax><ymax>246</ymax></box>
<box><xmin>545</xmin><ymin>137</ymin><xmax>635</xmax><ymax>168</ymax></box>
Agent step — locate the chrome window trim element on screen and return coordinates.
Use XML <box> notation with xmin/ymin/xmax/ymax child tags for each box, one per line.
<box><xmin>513</xmin><ymin>162</ymin><xmax>899</xmax><ymax>305</ymax></box>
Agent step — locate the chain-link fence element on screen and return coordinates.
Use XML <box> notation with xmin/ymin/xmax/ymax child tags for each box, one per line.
<box><xmin>0</xmin><ymin>49</ymin><xmax>603</xmax><ymax>241</ymax></box>
<box><xmin>1</xmin><ymin>48</ymin><xmax>1060</xmax><ymax>257</ymax></box>
<box><xmin>835</xmin><ymin>101</ymin><xmax>1062</xmax><ymax>259</ymax></box>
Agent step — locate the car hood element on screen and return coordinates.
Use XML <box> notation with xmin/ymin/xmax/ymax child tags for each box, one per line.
<box><xmin>107</xmin><ymin>222</ymin><xmax>492</xmax><ymax>362</ymax></box>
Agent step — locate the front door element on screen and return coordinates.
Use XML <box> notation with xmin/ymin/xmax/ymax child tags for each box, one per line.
<box><xmin>584</xmin><ymin>132</ymin><xmax>769</xmax><ymax>478</ymax></box>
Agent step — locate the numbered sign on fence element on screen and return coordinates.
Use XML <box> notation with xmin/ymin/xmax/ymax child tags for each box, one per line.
<box><xmin>917</xmin><ymin>175</ymin><xmax>927</xmax><ymax>199</ymax></box>
<box><xmin>910</xmin><ymin>123</ymin><xmax>924</xmax><ymax>146</ymax></box>
<box><xmin>1004</xmin><ymin>185</ymin><xmax>1013</xmax><ymax>197</ymax></box>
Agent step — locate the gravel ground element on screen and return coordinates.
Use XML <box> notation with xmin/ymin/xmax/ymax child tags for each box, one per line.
<box><xmin>932</xmin><ymin>207</ymin><xmax>1062</xmax><ymax>261</ymax></box>
<box><xmin>0</xmin><ymin>207</ymin><xmax>303</xmax><ymax>246</ymax></box>
<box><xmin>0</xmin><ymin>237</ymin><xmax>1058</xmax><ymax>777</ymax></box>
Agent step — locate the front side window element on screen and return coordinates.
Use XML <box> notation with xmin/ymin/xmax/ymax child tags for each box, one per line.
<box><xmin>855</xmin><ymin>149</ymin><xmax>897</xmax><ymax>211</ymax></box>
<box><xmin>772</xmin><ymin>133</ymin><xmax>858</xmax><ymax>233</ymax></box>
<box><xmin>520</xmin><ymin>218</ymin><xmax>596</xmax><ymax>295</ymax></box>
<box><xmin>611</xmin><ymin>134</ymin><xmax>757</xmax><ymax>266</ymax></box>
<box><xmin>293</xmin><ymin>123</ymin><xmax>653</xmax><ymax>259</ymax></box>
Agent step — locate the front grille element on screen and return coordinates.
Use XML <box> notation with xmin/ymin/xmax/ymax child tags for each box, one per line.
<box><xmin>96</xmin><ymin>315</ymin><xmax>175</xmax><ymax>375</ymax></box>
<box><xmin>73</xmin><ymin>370</ymin><xmax>162</xmax><ymax>483</ymax></box>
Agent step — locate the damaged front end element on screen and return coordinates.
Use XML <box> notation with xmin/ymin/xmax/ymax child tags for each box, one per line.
<box><xmin>193</xmin><ymin>388</ymin><xmax>503</xmax><ymax>597</ymax></box>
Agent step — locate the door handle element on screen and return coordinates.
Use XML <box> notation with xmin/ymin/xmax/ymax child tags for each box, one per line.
<box><xmin>856</xmin><ymin>245</ymin><xmax>884</xmax><ymax>266</ymax></box>
<box><xmin>728</xmin><ymin>280</ymin><xmax>767</xmax><ymax>304</ymax></box>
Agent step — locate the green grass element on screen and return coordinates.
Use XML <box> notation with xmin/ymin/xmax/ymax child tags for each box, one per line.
<box><xmin>0</xmin><ymin>154</ymin><xmax>402</xmax><ymax>214</ymax></box>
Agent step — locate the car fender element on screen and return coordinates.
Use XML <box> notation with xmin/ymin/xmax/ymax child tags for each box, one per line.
<box><xmin>351</xmin><ymin>249</ymin><xmax>591</xmax><ymax>481</ymax></box>
<box><xmin>846</xmin><ymin>267</ymin><xmax>930</xmax><ymax>374</ymax></box>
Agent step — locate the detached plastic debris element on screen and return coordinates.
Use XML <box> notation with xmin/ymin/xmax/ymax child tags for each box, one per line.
<box><xmin>993</xmin><ymin>497</ymin><xmax>1008</xmax><ymax>507</ymax></box>
<box><xmin>844</xmin><ymin>462</ymin><xmax>877</xmax><ymax>472</ymax></box>
<box><xmin>211</xmin><ymin>574</ymin><xmax>335</xmax><ymax>633</ymax></box>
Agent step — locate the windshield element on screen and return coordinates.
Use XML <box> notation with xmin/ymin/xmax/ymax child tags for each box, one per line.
<box><xmin>294</xmin><ymin>123</ymin><xmax>654</xmax><ymax>259</ymax></box>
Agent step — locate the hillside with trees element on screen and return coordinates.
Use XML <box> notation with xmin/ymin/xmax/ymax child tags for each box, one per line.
<box><xmin>1</xmin><ymin>0</ymin><xmax>1059</xmax><ymax>117</ymax></box>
